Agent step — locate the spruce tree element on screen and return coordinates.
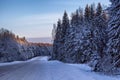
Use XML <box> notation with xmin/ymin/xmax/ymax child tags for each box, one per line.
<box><xmin>62</xmin><ymin>11</ymin><xmax>70</xmax><ymax>41</ymax></box>
<box><xmin>107</xmin><ymin>0</ymin><xmax>120</xmax><ymax>67</ymax></box>
<box><xmin>84</xmin><ymin>4</ymin><xmax>91</xmax><ymax>21</ymax></box>
<box><xmin>95</xmin><ymin>0</ymin><xmax>120</xmax><ymax>73</ymax></box>
<box><xmin>52</xmin><ymin>19</ymin><xmax>62</xmax><ymax>60</ymax></box>
<box><xmin>60</xmin><ymin>11</ymin><xmax>70</xmax><ymax>61</ymax></box>
<box><xmin>90</xmin><ymin>4</ymin><xmax>95</xmax><ymax>19</ymax></box>
<box><xmin>64</xmin><ymin>8</ymin><xmax>85</xmax><ymax>63</ymax></box>
<box><xmin>96</xmin><ymin>3</ymin><xmax>102</xmax><ymax>16</ymax></box>
<box><xmin>79</xmin><ymin>8</ymin><xmax>84</xmax><ymax>24</ymax></box>
<box><xmin>93</xmin><ymin>3</ymin><xmax>106</xmax><ymax>58</ymax></box>
<box><xmin>90</xmin><ymin>3</ymin><xmax>108</xmax><ymax>70</ymax></box>
<box><xmin>52</xmin><ymin>11</ymin><xmax>70</xmax><ymax>61</ymax></box>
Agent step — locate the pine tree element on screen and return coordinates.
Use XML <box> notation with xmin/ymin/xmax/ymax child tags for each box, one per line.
<box><xmin>52</xmin><ymin>11</ymin><xmax>70</xmax><ymax>61</ymax></box>
<box><xmin>71</xmin><ymin>8</ymin><xmax>84</xmax><ymax>27</ymax></box>
<box><xmin>90</xmin><ymin>4</ymin><xmax>95</xmax><ymax>19</ymax></box>
<box><xmin>84</xmin><ymin>4</ymin><xmax>91</xmax><ymax>21</ymax></box>
<box><xmin>52</xmin><ymin>3</ymin><xmax>109</xmax><ymax>68</ymax></box>
<box><xmin>64</xmin><ymin>8</ymin><xmax>86</xmax><ymax>63</ymax></box>
<box><xmin>93</xmin><ymin>3</ymin><xmax>107</xmax><ymax>58</ymax></box>
<box><xmin>89</xmin><ymin>3</ymin><xmax>108</xmax><ymax>70</ymax></box>
<box><xmin>79</xmin><ymin>8</ymin><xmax>84</xmax><ymax>24</ymax></box>
<box><xmin>94</xmin><ymin>0</ymin><xmax>120</xmax><ymax>73</ymax></box>
<box><xmin>71</xmin><ymin>10</ymin><xmax>80</xmax><ymax>27</ymax></box>
<box><xmin>52</xmin><ymin>19</ymin><xmax>62</xmax><ymax>60</ymax></box>
<box><xmin>62</xmin><ymin>11</ymin><xmax>70</xmax><ymax>41</ymax></box>
<box><xmin>96</xmin><ymin>3</ymin><xmax>102</xmax><ymax>16</ymax></box>
<box><xmin>106</xmin><ymin>0</ymin><xmax>120</xmax><ymax>67</ymax></box>
<box><xmin>59</xmin><ymin>11</ymin><xmax>70</xmax><ymax>61</ymax></box>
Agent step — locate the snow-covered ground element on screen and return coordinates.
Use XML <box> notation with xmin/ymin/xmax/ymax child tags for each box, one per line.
<box><xmin>0</xmin><ymin>56</ymin><xmax>119</xmax><ymax>80</ymax></box>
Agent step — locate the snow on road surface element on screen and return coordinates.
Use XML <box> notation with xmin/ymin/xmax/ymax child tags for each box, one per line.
<box><xmin>0</xmin><ymin>56</ymin><xmax>119</xmax><ymax>80</ymax></box>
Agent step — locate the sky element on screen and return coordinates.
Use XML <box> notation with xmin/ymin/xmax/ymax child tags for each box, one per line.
<box><xmin>0</xmin><ymin>0</ymin><xmax>110</xmax><ymax>38</ymax></box>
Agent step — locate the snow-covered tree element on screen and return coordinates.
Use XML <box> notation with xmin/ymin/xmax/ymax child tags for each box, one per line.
<box><xmin>52</xmin><ymin>19</ymin><xmax>62</xmax><ymax>60</ymax></box>
<box><xmin>0</xmin><ymin>28</ymin><xmax>51</xmax><ymax>62</ymax></box>
<box><xmin>107</xmin><ymin>0</ymin><xmax>120</xmax><ymax>68</ymax></box>
<box><xmin>107</xmin><ymin>0</ymin><xmax>120</xmax><ymax>59</ymax></box>
<box><xmin>90</xmin><ymin>4</ymin><xmax>95</xmax><ymax>19</ymax></box>
<box><xmin>59</xmin><ymin>11</ymin><xmax>70</xmax><ymax>61</ymax></box>
<box><xmin>71</xmin><ymin>8</ymin><xmax>84</xmax><ymax>26</ymax></box>
<box><xmin>52</xmin><ymin>11</ymin><xmax>70</xmax><ymax>61</ymax></box>
<box><xmin>52</xmin><ymin>3</ymin><xmax>108</xmax><ymax>67</ymax></box>
<box><xmin>96</xmin><ymin>3</ymin><xmax>102</xmax><ymax>16</ymax></box>
<box><xmin>84</xmin><ymin>4</ymin><xmax>91</xmax><ymax>21</ymax></box>
<box><xmin>62</xmin><ymin>11</ymin><xmax>70</xmax><ymax>40</ymax></box>
<box><xmin>87</xmin><ymin>3</ymin><xmax>108</xmax><ymax>70</ymax></box>
<box><xmin>94</xmin><ymin>0</ymin><xmax>120</xmax><ymax>74</ymax></box>
<box><xmin>64</xmin><ymin>8</ymin><xmax>86</xmax><ymax>63</ymax></box>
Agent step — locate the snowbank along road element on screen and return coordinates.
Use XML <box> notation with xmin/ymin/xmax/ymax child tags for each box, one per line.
<box><xmin>0</xmin><ymin>56</ymin><xmax>119</xmax><ymax>80</ymax></box>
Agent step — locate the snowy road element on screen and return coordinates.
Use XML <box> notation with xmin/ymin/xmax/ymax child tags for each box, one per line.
<box><xmin>0</xmin><ymin>57</ymin><xmax>119</xmax><ymax>80</ymax></box>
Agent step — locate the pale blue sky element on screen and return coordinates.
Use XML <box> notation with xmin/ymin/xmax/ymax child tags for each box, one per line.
<box><xmin>0</xmin><ymin>0</ymin><xmax>110</xmax><ymax>38</ymax></box>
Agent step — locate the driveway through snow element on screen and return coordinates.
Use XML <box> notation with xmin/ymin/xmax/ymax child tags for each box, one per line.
<box><xmin>0</xmin><ymin>57</ymin><xmax>119</xmax><ymax>80</ymax></box>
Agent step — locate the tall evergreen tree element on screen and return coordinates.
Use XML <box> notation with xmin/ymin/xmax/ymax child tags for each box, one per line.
<box><xmin>71</xmin><ymin>9</ymin><xmax>83</xmax><ymax>27</ymax></box>
<box><xmin>90</xmin><ymin>4</ymin><xmax>95</xmax><ymax>19</ymax></box>
<box><xmin>52</xmin><ymin>19</ymin><xmax>62</xmax><ymax>60</ymax></box>
<box><xmin>64</xmin><ymin>8</ymin><xmax>85</xmax><ymax>63</ymax></box>
<box><xmin>96</xmin><ymin>3</ymin><xmax>102</xmax><ymax>16</ymax></box>
<box><xmin>93</xmin><ymin>3</ymin><xmax>107</xmax><ymax>57</ymax></box>
<box><xmin>94</xmin><ymin>0</ymin><xmax>120</xmax><ymax>73</ymax></box>
<box><xmin>62</xmin><ymin>11</ymin><xmax>70</xmax><ymax>41</ymax></box>
<box><xmin>60</xmin><ymin>11</ymin><xmax>70</xmax><ymax>61</ymax></box>
<box><xmin>84</xmin><ymin>4</ymin><xmax>91</xmax><ymax>21</ymax></box>
<box><xmin>71</xmin><ymin>10</ymin><xmax>79</xmax><ymax>27</ymax></box>
<box><xmin>89</xmin><ymin>3</ymin><xmax>108</xmax><ymax>70</ymax></box>
<box><xmin>79</xmin><ymin>8</ymin><xmax>84</xmax><ymax>23</ymax></box>
<box><xmin>106</xmin><ymin>0</ymin><xmax>120</xmax><ymax>67</ymax></box>
<box><xmin>52</xmin><ymin>11</ymin><xmax>70</xmax><ymax>61</ymax></box>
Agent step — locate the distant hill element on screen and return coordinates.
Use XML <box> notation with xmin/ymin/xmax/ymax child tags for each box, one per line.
<box><xmin>27</xmin><ymin>37</ymin><xmax>53</xmax><ymax>43</ymax></box>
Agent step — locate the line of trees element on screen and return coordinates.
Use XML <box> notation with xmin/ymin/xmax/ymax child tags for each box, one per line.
<box><xmin>0</xmin><ymin>28</ymin><xmax>52</xmax><ymax>62</ymax></box>
<box><xmin>0</xmin><ymin>28</ymin><xmax>26</xmax><ymax>42</ymax></box>
<box><xmin>52</xmin><ymin>1</ymin><xmax>120</xmax><ymax>74</ymax></box>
